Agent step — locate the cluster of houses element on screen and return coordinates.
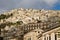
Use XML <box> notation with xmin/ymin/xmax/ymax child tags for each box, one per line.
<box><xmin>0</xmin><ymin>22</ymin><xmax>60</xmax><ymax>40</ymax></box>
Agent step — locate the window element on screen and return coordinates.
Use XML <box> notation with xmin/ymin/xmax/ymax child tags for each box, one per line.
<box><xmin>28</xmin><ymin>37</ymin><xmax>31</xmax><ymax>40</ymax></box>
<box><xmin>47</xmin><ymin>37</ymin><xmax>48</xmax><ymax>40</ymax></box>
<box><xmin>55</xmin><ymin>34</ymin><xmax>57</xmax><ymax>40</ymax></box>
<box><xmin>38</xmin><ymin>31</ymin><xmax>40</xmax><ymax>33</ymax></box>
<box><xmin>49</xmin><ymin>36</ymin><xmax>51</xmax><ymax>40</ymax></box>
<box><xmin>0</xmin><ymin>37</ymin><xmax>3</xmax><ymax>40</ymax></box>
<box><xmin>46</xmin><ymin>35</ymin><xmax>50</xmax><ymax>40</ymax></box>
<box><xmin>58</xmin><ymin>32</ymin><xmax>60</xmax><ymax>38</ymax></box>
<box><xmin>47</xmin><ymin>37</ymin><xmax>49</xmax><ymax>40</ymax></box>
<box><xmin>44</xmin><ymin>35</ymin><xmax>51</xmax><ymax>40</ymax></box>
<box><xmin>44</xmin><ymin>37</ymin><xmax>46</xmax><ymax>40</ymax></box>
<box><xmin>57</xmin><ymin>32</ymin><xmax>60</xmax><ymax>40</ymax></box>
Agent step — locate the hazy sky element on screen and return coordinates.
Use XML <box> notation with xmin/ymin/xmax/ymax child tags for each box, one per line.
<box><xmin>0</xmin><ymin>0</ymin><xmax>60</xmax><ymax>13</ymax></box>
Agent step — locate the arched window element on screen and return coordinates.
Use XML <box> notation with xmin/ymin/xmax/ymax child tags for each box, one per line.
<box><xmin>49</xmin><ymin>35</ymin><xmax>51</xmax><ymax>40</ymax></box>
<box><xmin>44</xmin><ymin>37</ymin><xmax>46</xmax><ymax>40</ymax></box>
<box><xmin>55</xmin><ymin>34</ymin><xmax>57</xmax><ymax>40</ymax></box>
<box><xmin>45</xmin><ymin>34</ymin><xmax>50</xmax><ymax>40</ymax></box>
<box><xmin>57</xmin><ymin>32</ymin><xmax>60</xmax><ymax>40</ymax></box>
<box><xmin>28</xmin><ymin>37</ymin><xmax>31</xmax><ymax>40</ymax></box>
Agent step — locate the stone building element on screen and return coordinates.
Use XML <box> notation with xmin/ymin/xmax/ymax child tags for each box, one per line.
<box><xmin>42</xmin><ymin>26</ymin><xmax>60</xmax><ymax>40</ymax></box>
<box><xmin>23</xmin><ymin>22</ymin><xmax>60</xmax><ymax>40</ymax></box>
<box><xmin>24</xmin><ymin>29</ymin><xmax>43</xmax><ymax>40</ymax></box>
<box><xmin>1</xmin><ymin>22</ymin><xmax>60</xmax><ymax>40</ymax></box>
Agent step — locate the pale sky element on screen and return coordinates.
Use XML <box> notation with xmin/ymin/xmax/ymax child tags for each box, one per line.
<box><xmin>0</xmin><ymin>0</ymin><xmax>60</xmax><ymax>13</ymax></box>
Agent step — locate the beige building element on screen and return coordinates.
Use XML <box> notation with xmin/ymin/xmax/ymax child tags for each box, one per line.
<box><xmin>42</xmin><ymin>27</ymin><xmax>60</xmax><ymax>40</ymax></box>
<box><xmin>1</xmin><ymin>22</ymin><xmax>60</xmax><ymax>40</ymax></box>
<box><xmin>24</xmin><ymin>23</ymin><xmax>60</xmax><ymax>40</ymax></box>
<box><xmin>24</xmin><ymin>29</ymin><xmax>43</xmax><ymax>40</ymax></box>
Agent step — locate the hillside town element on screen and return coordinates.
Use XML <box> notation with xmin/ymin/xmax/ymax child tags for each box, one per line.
<box><xmin>0</xmin><ymin>8</ymin><xmax>60</xmax><ymax>40</ymax></box>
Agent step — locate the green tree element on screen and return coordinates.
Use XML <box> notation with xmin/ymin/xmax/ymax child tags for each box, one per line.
<box><xmin>16</xmin><ymin>21</ymin><xmax>23</xmax><ymax>25</ymax></box>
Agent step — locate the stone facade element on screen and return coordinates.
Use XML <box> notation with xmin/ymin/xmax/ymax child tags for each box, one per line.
<box><xmin>42</xmin><ymin>27</ymin><xmax>60</xmax><ymax>40</ymax></box>
<box><xmin>24</xmin><ymin>29</ymin><xmax>43</xmax><ymax>40</ymax></box>
<box><xmin>24</xmin><ymin>26</ymin><xmax>60</xmax><ymax>40</ymax></box>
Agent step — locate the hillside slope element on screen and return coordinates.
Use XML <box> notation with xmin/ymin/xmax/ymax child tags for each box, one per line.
<box><xmin>0</xmin><ymin>8</ymin><xmax>60</xmax><ymax>24</ymax></box>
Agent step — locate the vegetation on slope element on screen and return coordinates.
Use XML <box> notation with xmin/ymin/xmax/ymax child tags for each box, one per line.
<box><xmin>0</xmin><ymin>21</ymin><xmax>23</xmax><ymax>28</ymax></box>
<box><xmin>0</xmin><ymin>13</ymin><xmax>13</xmax><ymax>20</ymax></box>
